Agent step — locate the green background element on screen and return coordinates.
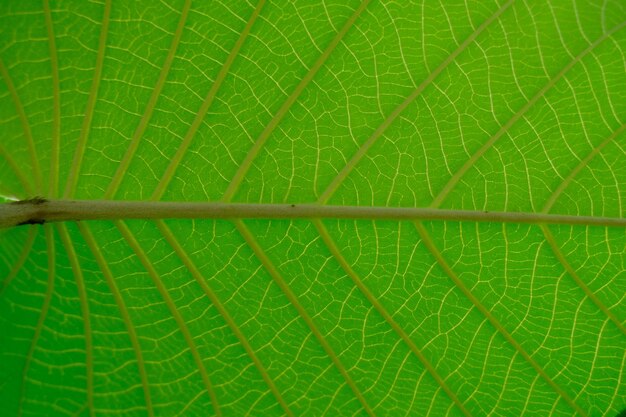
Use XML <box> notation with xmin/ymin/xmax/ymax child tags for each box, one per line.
<box><xmin>1</xmin><ymin>0</ymin><xmax>625</xmax><ymax>415</ymax></box>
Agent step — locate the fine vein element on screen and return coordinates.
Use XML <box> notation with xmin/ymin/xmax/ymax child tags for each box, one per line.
<box><xmin>63</xmin><ymin>0</ymin><xmax>112</xmax><ymax>198</ymax></box>
<box><xmin>222</xmin><ymin>0</ymin><xmax>372</xmax><ymax>202</ymax></box>
<box><xmin>313</xmin><ymin>219</ymin><xmax>472</xmax><ymax>417</ymax></box>
<box><xmin>0</xmin><ymin>60</ymin><xmax>42</xmax><ymax>194</ymax></box>
<box><xmin>234</xmin><ymin>219</ymin><xmax>376</xmax><ymax>417</ymax></box>
<box><xmin>318</xmin><ymin>0</ymin><xmax>514</xmax><ymax>205</ymax></box>
<box><xmin>116</xmin><ymin>220</ymin><xmax>221</xmax><ymax>416</ymax></box>
<box><xmin>542</xmin><ymin>121</ymin><xmax>626</xmax><ymax>214</ymax></box>
<box><xmin>104</xmin><ymin>0</ymin><xmax>191</xmax><ymax>199</ymax></box>
<box><xmin>18</xmin><ymin>225</ymin><xmax>55</xmax><ymax>417</ymax></box>
<box><xmin>0</xmin><ymin>145</ymin><xmax>33</xmax><ymax>197</ymax></box>
<box><xmin>540</xmin><ymin>224</ymin><xmax>626</xmax><ymax>337</ymax></box>
<box><xmin>57</xmin><ymin>223</ymin><xmax>94</xmax><ymax>417</ymax></box>
<box><xmin>156</xmin><ymin>219</ymin><xmax>294</xmax><ymax>417</ymax></box>
<box><xmin>78</xmin><ymin>223</ymin><xmax>155</xmax><ymax>417</ymax></box>
<box><xmin>415</xmin><ymin>222</ymin><xmax>588</xmax><ymax>417</ymax></box>
<box><xmin>0</xmin><ymin>226</ymin><xmax>37</xmax><ymax>297</ymax></box>
<box><xmin>431</xmin><ymin>20</ymin><xmax>626</xmax><ymax>208</ymax></box>
<box><xmin>44</xmin><ymin>0</ymin><xmax>61</xmax><ymax>198</ymax></box>
<box><xmin>151</xmin><ymin>0</ymin><xmax>266</xmax><ymax>201</ymax></box>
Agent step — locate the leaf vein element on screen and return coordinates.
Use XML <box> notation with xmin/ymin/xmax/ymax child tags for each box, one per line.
<box><xmin>156</xmin><ymin>219</ymin><xmax>294</xmax><ymax>417</ymax></box>
<box><xmin>151</xmin><ymin>0</ymin><xmax>267</xmax><ymax>201</ymax></box>
<box><xmin>542</xmin><ymin>122</ymin><xmax>626</xmax><ymax>214</ymax></box>
<box><xmin>415</xmin><ymin>221</ymin><xmax>588</xmax><ymax>417</ymax></box>
<box><xmin>541</xmin><ymin>224</ymin><xmax>626</xmax><ymax>337</ymax></box>
<box><xmin>234</xmin><ymin>219</ymin><xmax>375</xmax><ymax>417</ymax></box>
<box><xmin>57</xmin><ymin>223</ymin><xmax>94</xmax><ymax>417</ymax></box>
<box><xmin>104</xmin><ymin>0</ymin><xmax>192</xmax><ymax>199</ymax></box>
<box><xmin>313</xmin><ymin>218</ymin><xmax>472</xmax><ymax>417</ymax></box>
<box><xmin>0</xmin><ymin>226</ymin><xmax>37</xmax><ymax>297</ymax></box>
<box><xmin>222</xmin><ymin>0</ymin><xmax>373</xmax><ymax>202</ymax></box>
<box><xmin>0</xmin><ymin>60</ymin><xmax>42</xmax><ymax>194</ymax></box>
<box><xmin>78</xmin><ymin>223</ymin><xmax>155</xmax><ymax>417</ymax></box>
<box><xmin>317</xmin><ymin>0</ymin><xmax>515</xmax><ymax>204</ymax></box>
<box><xmin>43</xmin><ymin>0</ymin><xmax>60</xmax><ymax>198</ymax></box>
<box><xmin>18</xmin><ymin>225</ymin><xmax>55</xmax><ymax>417</ymax></box>
<box><xmin>431</xmin><ymin>20</ymin><xmax>626</xmax><ymax>208</ymax></box>
<box><xmin>63</xmin><ymin>0</ymin><xmax>112</xmax><ymax>199</ymax></box>
<box><xmin>116</xmin><ymin>220</ymin><xmax>222</xmax><ymax>416</ymax></box>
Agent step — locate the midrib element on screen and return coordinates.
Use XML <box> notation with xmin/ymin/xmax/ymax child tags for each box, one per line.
<box><xmin>1</xmin><ymin>198</ymin><xmax>626</xmax><ymax>229</ymax></box>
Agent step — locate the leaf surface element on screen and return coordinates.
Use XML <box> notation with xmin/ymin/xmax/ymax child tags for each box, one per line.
<box><xmin>1</xmin><ymin>0</ymin><xmax>626</xmax><ymax>416</ymax></box>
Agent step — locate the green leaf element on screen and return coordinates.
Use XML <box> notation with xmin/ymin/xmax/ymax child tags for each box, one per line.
<box><xmin>1</xmin><ymin>0</ymin><xmax>625</xmax><ymax>416</ymax></box>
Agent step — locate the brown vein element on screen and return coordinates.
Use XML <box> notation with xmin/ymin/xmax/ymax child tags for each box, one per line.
<box><xmin>56</xmin><ymin>223</ymin><xmax>94</xmax><ymax>417</ymax></box>
<box><xmin>0</xmin><ymin>59</ymin><xmax>42</xmax><ymax>194</ymax></box>
<box><xmin>63</xmin><ymin>0</ymin><xmax>112</xmax><ymax>198</ymax></box>
<box><xmin>0</xmin><ymin>226</ymin><xmax>37</xmax><ymax>297</ymax></box>
<box><xmin>116</xmin><ymin>220</ymin><xmax>221</xmax><ymax>416</ymax></box>
<box><xmin>234</xmin><ymin>219</ymin><xmax>375</xmax><ymax>417</ymax></box>
<box><xmin>18</xmin><ymin>225</ymin><xmax>55</xmax><ymax>417</ymax></box>
<box><xmin>44</xmin><ymin>0</ymin><xmax>60</xmax><ymax>198</ymax></box>
<box><xmin>156</xmin><ymin>219</ymin><xmax>294</xmax><ymax>417</ymax></box>
<box><xmin>104</xmin><ymin>0</ymin><xmax>191</xmax><ymax>199</ymax></box>
<box><xmin>431</xmin><ymin>20</ymin><xmax>626</xmax><ymax>208</ymax></box>
<box><xmin>78</xmin><ymin>222</ymin><xmax>154</xmax><ymax>417</ymax></box>
<box><xmin>151</xmin><ymin>0</ymin><xmax>267</xmax><ymax>201</ymax></box>
<box><xmin>7</xmin><ymin>199</ymin><xmax>626</xmax><ymax>230</ymax></box>
<box><xmin>222</xmin><ymin>0</ymin><xmax>372</xmax><ymax>202</ymax></box>
<box><xmin>313</xmin><ymin>219</ymin><xmax>472</xmax><ymax>417</ymax></box>
<box><xmin>415</xmin><ymin>222</ymin><xmax>588</xmax><ymax>417</ymax></box>
<box><xmin>317</xmin><ymin>0</ymin><xmax>514</xmax><ymax>204</ymax></box>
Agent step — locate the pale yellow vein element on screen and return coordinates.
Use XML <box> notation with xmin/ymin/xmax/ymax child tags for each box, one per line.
<box><xmin>541</xmin><ymin>224</ymin><xmax>626</xmax><ymax>336</ymax></box>
<box><xmin>313</xmin><ymin>218</ymin><xmax>472</xmax><ymax>417</ymax></box>
<box><xmin>317</xmin><ymin>0</ymin><xmax>515</xmax><ymax>205</ymax></box>
<box><xmin>44</xmin><ymin>0</ymin><xmax>61</xmax><ymax>198</ymax></box>
<box><xmin>0</xmin><ymin>60</ymin><xmax>42</xmax><ymax>194</ymax></box>
<box><xmin>222</xmin><ymin>0</ymin><xmax>373</xmax><ymax>202</ymax></box>
<box><xmin>542</xmin><ymin>122</ymin><xmax>626</xmax><ymax>214</ymax></box>
<box><xmin>56</xmin><ymin>223</ymin><xmax>94</xmax><ymax>417</ymax></box>
<box><xmin>431</xmin><ymin>20</ymin><xmax>626</xmax><ymax>208</ymax></box>
<box><xmin>0</xmin><ymin>145</ymin><xmax>33</xmax><ymax>197</ymax></box>
<box><xmin>0</xmin><ymin>226</ymin><xmax>37</xmax><ymax>297</ymax></box>
<box><xmin>415</xmin><ymin>221</ymin><xmax>588</xmax><ymax>417</ymax></box>
<box><xmin>151</xmin><ymin>0</ymin><xmax>267</xmax><ymax>201</ymax></box>
<box><xmin>78</xmin><ymin>222</ymin><xmax>155</xmax><ymax>417</ymax></box>
<box><xmin>115</xmin><ymin>220</ymin><xmax>222</xmax><ymax>417</ymax></box>
<box><xmin>104</xmin><ymin>0</ymin><xmax>191</xmax><ymax>199</ymax></box>
<box><xmin>234</xmin><ymin>219</ymin><xmax>376</xmax><ymax>417</ymax></box>
<box><xmin>18</xmin><ymin>225</ymin><xmax>55</xmax><ymax>417</ymax></box>
<box><xmin>63</xmin><ymin>0</ymin><xmax>112</xmax><ymax>199</ymax></box>
<box><xmin>156</xmin><ymin>219</ymin><xmax>294</xmax><ymax>417</ymax></box>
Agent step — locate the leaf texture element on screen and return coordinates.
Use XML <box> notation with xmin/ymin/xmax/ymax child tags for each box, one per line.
<box><xmin>1</xmin><ymin>0</ymin><xmax>626</xmax><ymax>416</ymax></box>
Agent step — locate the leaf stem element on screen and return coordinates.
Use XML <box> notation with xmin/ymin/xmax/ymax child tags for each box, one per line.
<box><xmin>2</xmin><ymin>199</ymin><xmax>626</xmax><ymax>229</ymax></box>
